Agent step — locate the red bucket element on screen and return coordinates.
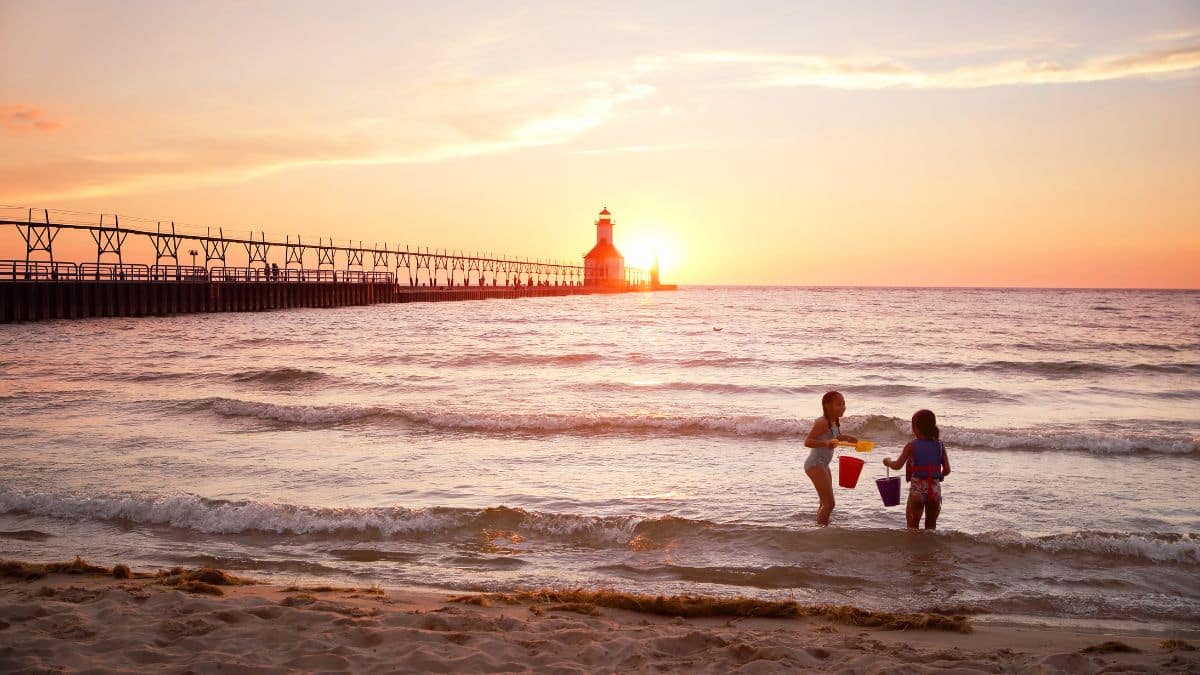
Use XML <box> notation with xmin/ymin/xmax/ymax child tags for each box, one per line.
<box><xmin>838</xmin><ymin>455</ymin><xmax>865</xmax><ymax>488</ymax></box>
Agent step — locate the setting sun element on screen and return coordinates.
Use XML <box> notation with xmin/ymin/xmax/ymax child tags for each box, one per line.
<box><xmin>617</xmin><ymin>224</ymin><xmax>682</xmax><ymax>280</ymax></box>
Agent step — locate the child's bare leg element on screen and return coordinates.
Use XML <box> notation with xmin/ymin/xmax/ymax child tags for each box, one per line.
<box><xmin>924</xmin><ymin>501</ymin><xmax>941</xmax><ymax>529</ymax></box>
<box><xmin>905</xmin><ymin>495</ymin><xmax>923</xmax><ymax>529</ymax></box>
<box><xmin>806</xmin><ymin>465</ymin><xmax>835</xmax><ymax>526</ymax></box>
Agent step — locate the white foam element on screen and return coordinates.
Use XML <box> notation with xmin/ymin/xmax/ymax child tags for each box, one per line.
<box><xmin>0</xmin><ymin>488</ymin><xmax>639</xmax><ymax>544</ymax></box>
<box><xmin>194</xmin><ymin>397</ymin><xmax>1199</xmax><ymax>454</ymax></box>
<box><xmin>0</xmin><ymin>488</ymin><xmax>458</xmax><ymax>536</ymax></box>
<box><xmin>201</xmin><ymin>396</ymin><xmax>811</xmax><ymax>436</ymax></box>
<box><xmin>947</xmin><ymin>427</ymin><xmax>1199</xmax><ymax>455</ymax></box>
<box><xmin>984</xmin><ymin>530</ymin><xmax>1200</xmax><ymax>565</ymax></box>
<box><xmin>209</xmin><ymin>398</ymin><xmax>384</xmax><ymax>425</ymax></box>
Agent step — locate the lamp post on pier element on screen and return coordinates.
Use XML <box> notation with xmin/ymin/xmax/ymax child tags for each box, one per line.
<box><xmin>189</xmin><ymin>249</ymin><xmax>198</xmax><ymax>268</ymax></box>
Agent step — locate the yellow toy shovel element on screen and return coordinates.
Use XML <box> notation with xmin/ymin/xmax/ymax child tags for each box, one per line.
<box><xmin>833</xmin><ymin>440</ymin><xmax>875</xmax><ymax>453</ymax></box>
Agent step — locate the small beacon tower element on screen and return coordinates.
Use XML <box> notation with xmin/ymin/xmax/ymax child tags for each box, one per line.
<box><xmin>583</xmin><ymin>207</ymin><xmax>625</xmax><ymax>287</ymax></box>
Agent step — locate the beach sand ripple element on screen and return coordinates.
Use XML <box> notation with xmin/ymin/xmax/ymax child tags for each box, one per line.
<box><xmin>1</xmin><ymin>567</ymin><xmax>1197</xmax><ymax>673</ymax></box>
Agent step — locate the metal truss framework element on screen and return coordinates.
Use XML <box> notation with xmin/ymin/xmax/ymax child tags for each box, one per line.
<box><xmin>0</xmin><ymin>207</ymin><xmax>648</xmax><ymax>287</ymax></box>
<box><xmin>91</xmin><ymin>214</ymin><xmax>127</xmax><ymax>265</ymax></box>
<box><xmin>153</xmin><ymin>222</ymin><xmax>182</xmax><ymax>266</ymax></box>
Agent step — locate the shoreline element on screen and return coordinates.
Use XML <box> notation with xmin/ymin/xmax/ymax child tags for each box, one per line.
<box><xmin>1</xmin><ymin>559</ymin><xmax>1196</xmax><ymax>672</ymax></box>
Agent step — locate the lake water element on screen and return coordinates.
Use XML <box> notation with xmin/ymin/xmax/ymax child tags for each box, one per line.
<box><xmin>1</xmin><ymin>286</ymin><xmax>1197</xmax><ymax>629</ymax></box>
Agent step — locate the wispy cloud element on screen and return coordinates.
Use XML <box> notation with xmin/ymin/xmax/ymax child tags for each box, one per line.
<box><xmin>0</xmin><ymin>135</ymin><xmax>375</xmax><ymax>202</ymax></box>
<box><xmin>570</xmin><ymin>143</ymin><xmax>695</xmax><ymax>156</ymax></box>
<box><xmin>688</xmin><ymin>42</ymin><xmax>1200</xmax><ymax>89</ymax></box>
<box><xmin>0</xmin><ymin>73</ymin><xmax>658</xmax><ymax>201</ymax></box>
<box><xmin>5</xmin><ymin>35</ymin><xmax>1197</xmax><ymax>202</ymax></box>
<box><xmin>1145</xmin><ymin>28</ymin><xmax>1200</xmax><ymax>43</ymax></box>
<box><xmin>1</xmin><ymin>105</ymin><xmax>62</xmax><ymax>134</ymax></box>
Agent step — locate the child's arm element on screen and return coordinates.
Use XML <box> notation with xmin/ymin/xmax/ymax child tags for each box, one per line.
<box><xmin>941</xmin><ymin>445</ymin><xmax>951</xmax><ymax>477</ymax></box>
<box><xmin>882</xmin><ymin>442</ymin><xmax>913</xmax><ymax>470</ymax></box>
<box><xmin>837</xmin><ymin>432</ymin><xmax>858</xmax><ymax>443</ymax></box>
<box><xmin>805</xmin><ymin>418</ymin><xmax>835</xmax><ymax>449</ymax></box>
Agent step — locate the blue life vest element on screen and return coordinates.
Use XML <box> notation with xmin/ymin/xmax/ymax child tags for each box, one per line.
<box><xmin>906</xmin><ymin>439</ymin><xmax>944</xmax><ymax>482</ymax></box>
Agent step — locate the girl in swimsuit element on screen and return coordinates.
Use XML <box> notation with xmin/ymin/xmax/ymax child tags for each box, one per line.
<box><xmin>803</xmin><ymin>391</ymin><xmax>858</xmax><ymax>526</ymax></box>
<box><xmin>882</xmin><ymin>409</ymin><xmax>952</xmax><ymax>529</ymax></box>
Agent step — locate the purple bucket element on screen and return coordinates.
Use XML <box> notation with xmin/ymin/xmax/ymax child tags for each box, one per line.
<box><xmin>876</xmin><ymin>476</ymin><xmax>901</xmax><ymax>507</ymax></box>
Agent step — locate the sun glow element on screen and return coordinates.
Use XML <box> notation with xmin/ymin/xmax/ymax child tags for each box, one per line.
<box><xmin>620</xmin><ymin>226</ymin><xmax>681</xmax><ymax>279</ymax></box>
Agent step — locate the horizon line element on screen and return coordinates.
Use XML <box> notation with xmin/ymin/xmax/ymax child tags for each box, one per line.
<box><xmin>674</xmin><ymin>283</ymin><xmax>1199</xmax><ymax>292</ymax></box>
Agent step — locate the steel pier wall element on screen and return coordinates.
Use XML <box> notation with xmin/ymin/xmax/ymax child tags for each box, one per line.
<box><xmin>0</xmin><ymin>282</ymin><xmax>664</xmax><ymax>323</ymax></box>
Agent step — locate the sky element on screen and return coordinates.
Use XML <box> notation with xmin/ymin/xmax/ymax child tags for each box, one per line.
<box><xmin>1</xmin><ymin>0</ymin><xmax>1198</xmax><ymax>287</ymax></box>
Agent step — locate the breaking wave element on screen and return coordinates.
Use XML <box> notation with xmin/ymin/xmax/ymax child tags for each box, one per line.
<box><xmin>572</xmin><ymin>381</ymin><xmax>1019</xmax><ymax>403</ymax></box>
<box><xmin>1</xmin><ymin>488</ymin><xmax>1196</xmax><ymax>568</ymax></box>
<box><xmin>0</xmin><ymin>491</ymin><xmax>637</xmax><ymax>545</ymax></box>
<box><xmin>229</xmin><ymin>367</ymin><xmax>328</xmax><ymax>387</ymax></box>
<box><xmin>412</xmin><ymin>350</ymin><xmax>1200</xmax><ymax>378</ymax></box>
<box><xmin>177</xmin><ymin>397</ymin><xmax>1200</xmax><ymax>455</ymax></box>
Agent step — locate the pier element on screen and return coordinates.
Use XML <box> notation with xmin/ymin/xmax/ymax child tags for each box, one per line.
<box><xmin>0</xmin><ymin>207</ymin><xmax>672</xmax><ymax>323</ymax></box>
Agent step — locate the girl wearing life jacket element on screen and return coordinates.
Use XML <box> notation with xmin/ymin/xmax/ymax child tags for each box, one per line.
<box><xmin>882</xmin><ymin>409</ymin><xmax>951</xmax><ymax>529</ymax></box>
<box><xmin>803</xmin><ymin>391</ymin><xmax>859</xmax><ymax>526</ymax></box>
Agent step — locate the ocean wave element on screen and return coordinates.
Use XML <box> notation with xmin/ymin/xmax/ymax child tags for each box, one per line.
<box><xmin>946</xmin><ymin>426</ymin><xmax>1200</xmax><ymax>455</ymax></box>
<box><xmin>655</xmin><ymin>354</ymin><xmax>1196</xmax><ymax>378</ymax></box>
<box><xmin>928</xmin><ymin>591</ymin><xmax>1200</xmax><ymax>623</ymax></box>
<box><xmin>0</xmin><ymin>489</ymin><xmax>475</xmax><ymax>538</ymax></box>
<box><xmin>573</xmin><ymin>381</ymin><xmax>1018</xmax><ymax>403</ymax></box>
<box><xmin>842</xmin><ymin>384</ymin><xmax>1020</xmax><ymax>403</ymax></box>
<box><xmin>842</xmin><ymin>415</ymin><xmax>1198</xmax><ymax>456</ymax></box>
<box><xmin>573</xmin><ymin>381</ymin><xmax>801</xmax><ymax>396</ymax></box>
<box><xmin>180</xmin><ymin>397</ymin><xmax>1199</xmax><ymax>454</ymax></box>
<box><xmin>1149</xmin><ymin>389</ymin><xmax>1200</xmax><ymax>400</ymax></box>
<box><xmin>185</xmin><ymin>395</ymin><xmax>816</xmax><ymax>435</ymax></box>
<box><xmin>226</xmin><ymin>336</ymin><xmax>315</xmax><ymax>348</ymax></box>
<box><xmin>181</xmin><ymin>554</ymin><xmax>342</xmax><ymax>576</ymax></box>
<box><xmin>198</xmin><ymin>397</ymin><xmax>385</xmax><ymax>425</ymax></box>
<box><xmin>0</xmin><ymin>529</ymin><xmax>52</xmax><ymax>541</ymax></box>
<box><xmin>61</xmin><ymin>369</ymin><xmax>187</xmax><ymax>384</ymax></box>
<box><xmin>2</xmin><ymin>488</ymin><xmax>1196</xmax><ymax>569</ymax></box>
<box><xmin>0</xmin><ymin>491</ymin><xmax>639</xmax><ymax>545</ymax></box>
<box><xmin>444</xmin><ymin>554</ymin><xmax>529</xmax><ymax>570</ymax></box>
<box><xmin>595</xmin><ymin>562</ymin><xmax>865</xmax><ymax>589</ymax></box>
<box><xmin>328</xmin><ymin>548</ymin><xmax>422</xmax><ymax>563</ymax></box>
<box><xmin>442</xmin><ymin>352</ymin><xmax>605</xmax><ymax>367</ymax></box>
<box><xmin>112</xmin><ymin>371</ymin><xmax>193</xmax><ymax>383</ymax></box>
<box><xmin>969</xmin><ymin>360</ymin><xmax>1200</xmax><ymax>377</ymax></box>
<box><xmin>983</xmin><ymin>530</ymin><xmax>1200</xmax><ymax>565</ymax></box>
<box><xmin>229</xmin><ymin>367</ymin><xmax>328</xmax><ymax>387</ymax></box>
<box><xmin>90</xmin><ymin>367</ymin><xmax>330</xmax><ymax>387</ymax></box>
<box><xmin>368</xmin><ymin>348</ymin><xmax>1198</xmax><ymax>378</ymax></box>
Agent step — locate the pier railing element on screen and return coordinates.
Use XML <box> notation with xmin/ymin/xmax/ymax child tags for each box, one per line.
<box><xmin>208</xmin><ymin>267</ymin><xmax>395</xmax><ymax>284</ymax></box>
<box><xmin>0</xmin><ymin>260</ymin><xmax>402</xmax><ymax>284</ymax></box>
<box><xmin>1</xmin><ymin>260</ymin><xmax>81</xmax><ymax>281</ymax></box>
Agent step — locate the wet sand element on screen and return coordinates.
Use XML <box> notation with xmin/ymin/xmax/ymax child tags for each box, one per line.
<box><xmin>1</xmin><ymin>561</ymin><xmax>1196</xmax><ymax>673</ymax></box>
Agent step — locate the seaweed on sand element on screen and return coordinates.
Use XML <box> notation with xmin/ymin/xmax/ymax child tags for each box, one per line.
<box><xmin>2</xmin><ymin>557</ymin><xmax>114</xmax><ymax>580</ymax></box>
<box><xmin>156</xmin><ymin>566</ymin><xmax>254</xmax><ymax>596</ymax></box>
<box><xmin>450</xmin><ymin>589</ymin><xmax>973</xmax><ymax>633</ymax></box>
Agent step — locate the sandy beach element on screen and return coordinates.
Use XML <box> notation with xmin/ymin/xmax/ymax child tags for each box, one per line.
<box><xmin>1</xmin><ymin>560</ymin><xmax>1196</xmax><ymax>673</ymax></box>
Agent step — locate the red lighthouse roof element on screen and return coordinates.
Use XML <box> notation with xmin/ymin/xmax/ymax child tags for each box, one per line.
<box><xmin>599</xmin><ymin>207</ymin><xmax>610</xmax><ymax>216</ymax></box>
<box><xmin>584</xmin><ymin>239</ymin><xmax>622</xmax><ymax>261</ymax></box>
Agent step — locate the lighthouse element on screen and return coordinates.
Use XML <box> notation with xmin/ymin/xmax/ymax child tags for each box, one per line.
<box><xmin>583</xmin><ymin>207</ymin><xmax>625</xmax><ymax>287</ymax></box>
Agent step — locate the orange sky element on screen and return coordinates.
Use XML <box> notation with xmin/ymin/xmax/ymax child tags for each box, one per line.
<box><xmin>1</xmin><ymin>1</ymin><xmax>1198</xmax><ymax>287</ymax></box>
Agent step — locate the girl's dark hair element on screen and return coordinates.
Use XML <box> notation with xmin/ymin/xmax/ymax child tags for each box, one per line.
<box><xmin>821</xmin><ymin>391</ymin><xmax>843</xmax><ymax>426</ymax></box>
<box><xmin>912</xmin><ymin>409</ymin><xmax>940</xmax><ymax>440</ymax></box>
